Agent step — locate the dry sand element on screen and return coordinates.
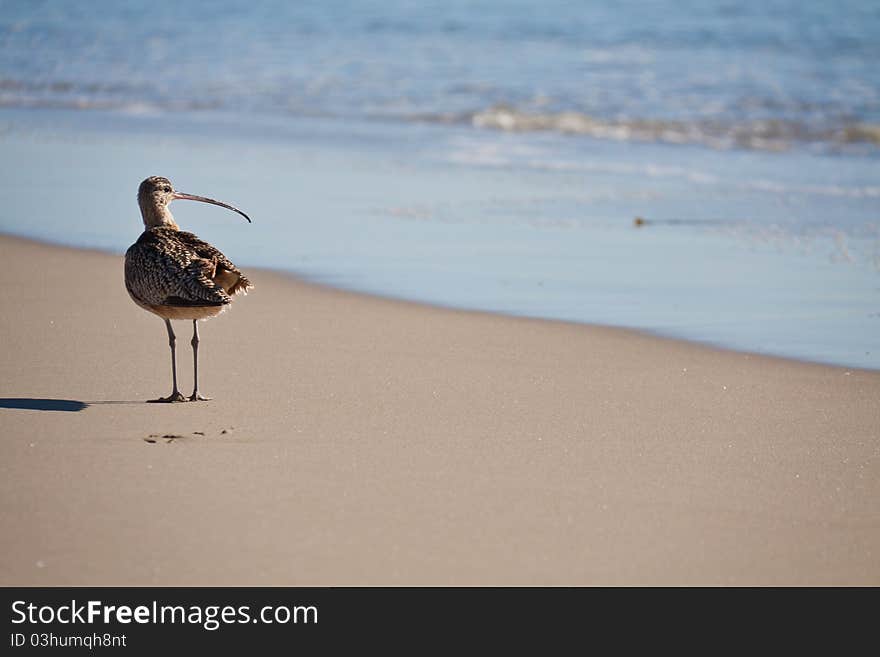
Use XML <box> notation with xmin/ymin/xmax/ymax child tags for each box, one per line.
<box><xmin>0</xmin><ymin>234</ymin><xmax>877</xmax><ymax>585</ymax></box>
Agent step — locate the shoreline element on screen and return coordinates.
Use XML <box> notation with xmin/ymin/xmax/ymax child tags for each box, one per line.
<box><xmin>1</xmin><ymin>234</ymin><xmax>878</xmax><ymax>585</ymax></box>
<box><xmin>2</xmin><ymin>230</ymin><xmax>874</xmax><ymax>375</ymax></box>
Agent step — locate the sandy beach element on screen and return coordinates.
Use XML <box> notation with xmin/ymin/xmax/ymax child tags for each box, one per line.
<box><xmin>0</xmin><ymin>233</ymin><xmax>877</xmax><ymax>586</ymax></box>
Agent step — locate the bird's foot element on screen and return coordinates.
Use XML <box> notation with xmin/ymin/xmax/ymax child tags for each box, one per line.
<box><xmin>189</xmin><ymin>393</ymin><xmax>212</xmax><ymax>402</ymax></box>
<box><xmin>148</xmin><ymin>392</ymin><xmax>188</xmax><ymax>403</ymax></box>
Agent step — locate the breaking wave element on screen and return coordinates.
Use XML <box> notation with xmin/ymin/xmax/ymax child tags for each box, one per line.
<box><xmin>419</xmin><ymin>105</ymin><xmax>880</xmax><ymax>153</ymax></box>
<box><xmin>3</xmin><ymin>74</ymin><xmax>879</xmax><ymax>155</ymax></box>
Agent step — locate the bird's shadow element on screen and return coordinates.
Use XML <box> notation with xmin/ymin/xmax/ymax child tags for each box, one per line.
<box><xmin>0</xmin><ymin>398</ymin><xmax>89</xmax><ymax>412</ymax></box>
<box><xmin>0</xmin><ymin>398</ymin><xmax>145</xmax><ymax>412</ymax></box>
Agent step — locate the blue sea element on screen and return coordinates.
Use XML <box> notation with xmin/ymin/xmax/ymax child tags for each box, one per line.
<box><xmin>0</xmin><ymin>0</ymin><xmax>878</xmax><ymax>368</ymax></box>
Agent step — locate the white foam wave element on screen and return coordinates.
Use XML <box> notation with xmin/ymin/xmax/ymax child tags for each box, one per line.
<box><xmin>457</xmin><ymin>105</ymin><xmax>880</xmax><ymax>153</ymax></box>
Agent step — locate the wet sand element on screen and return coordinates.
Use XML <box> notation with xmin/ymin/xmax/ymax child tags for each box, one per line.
<box><xmin>0</xmin><ymin>234</ymin><xmax>877</xmax><ymax>585</ymax></box>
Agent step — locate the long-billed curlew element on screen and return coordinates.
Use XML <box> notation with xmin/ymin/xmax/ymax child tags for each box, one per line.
<box><xmin>125</xmin><ymin>176</ymin><xmax>253</xmax><ymax>402</ymax></box>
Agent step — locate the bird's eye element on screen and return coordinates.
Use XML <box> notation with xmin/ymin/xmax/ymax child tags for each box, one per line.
<box><xmin>163</xmin><ymin>186</ymin><xmax>171</xmax><ymax>192</ymax></box>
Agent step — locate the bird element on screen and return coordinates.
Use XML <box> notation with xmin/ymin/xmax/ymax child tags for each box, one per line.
<box><xmin>125</xmin><ymin>176</ymin><xmax>253</xmax><ymax>402</ymax></box>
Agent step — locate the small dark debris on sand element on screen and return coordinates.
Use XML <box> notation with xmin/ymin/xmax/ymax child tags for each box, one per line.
<box><xmin>193</xmin><ymin>431</ymin><xmax>205</xmax><ymax>436</ymax></box>
<box><xmin>143</xmin><ymin>438</ymin><xmax>156</xmax><ymax>444</ymax></box>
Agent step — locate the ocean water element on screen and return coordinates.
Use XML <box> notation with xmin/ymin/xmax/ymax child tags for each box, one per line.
<box><xmin>0</xmin><ymin>1</ymin><xmax>878</xmax><ymax>368</ymax></box>
<box><xmin>3</xmin><ymin>0</ymin><xmax>879</xmax><ymax>152</ymax></box>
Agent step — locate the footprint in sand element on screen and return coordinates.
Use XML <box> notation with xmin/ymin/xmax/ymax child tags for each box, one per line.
<box><xmin>143</xmin><ymin>433</ymin><xmax>187</xmax><ymax>444</ymax></box>
<box><xmin>144</xmin><ymin>429</ymin><xmax>232</xmax><ymax>443</ymax></box>
<box><xmin>143</xmin><ymin>431</ymin><xmax>219</xmax><ymax>443</ymax></box>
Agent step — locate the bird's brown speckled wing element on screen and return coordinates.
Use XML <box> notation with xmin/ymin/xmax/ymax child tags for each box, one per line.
<box><xmin>124</xmin><ymin>227</ymin><xmax>231</xmax><ymax>307</ymax></box>
<box><xmin>175</xmin><ymin>230</ymin><xmax>253</xmax><ymax>295</ymax></box>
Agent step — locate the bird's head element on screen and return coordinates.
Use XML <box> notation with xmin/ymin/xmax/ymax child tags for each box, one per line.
<box><xmin>137</xmin><ymin>176</ymin><xmax>251</xmax><ymax>229</ymax></box>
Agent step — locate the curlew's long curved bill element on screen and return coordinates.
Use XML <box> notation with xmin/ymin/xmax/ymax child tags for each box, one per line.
<box><xmin>172</xmin><ymin>191</ymin><xmax>251</xmax><ymax>223</ymax></box>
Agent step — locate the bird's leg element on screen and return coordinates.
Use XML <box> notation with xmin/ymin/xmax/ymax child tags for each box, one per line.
<box><xmin>189</xmin><ymin>320</ymin><xmax>211</xmax><ymax>401</ymax></box>
<box><xmin>148</xmin><ymin>319</ymin><xmax>186</xmax><ymax>403</ymax></box>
